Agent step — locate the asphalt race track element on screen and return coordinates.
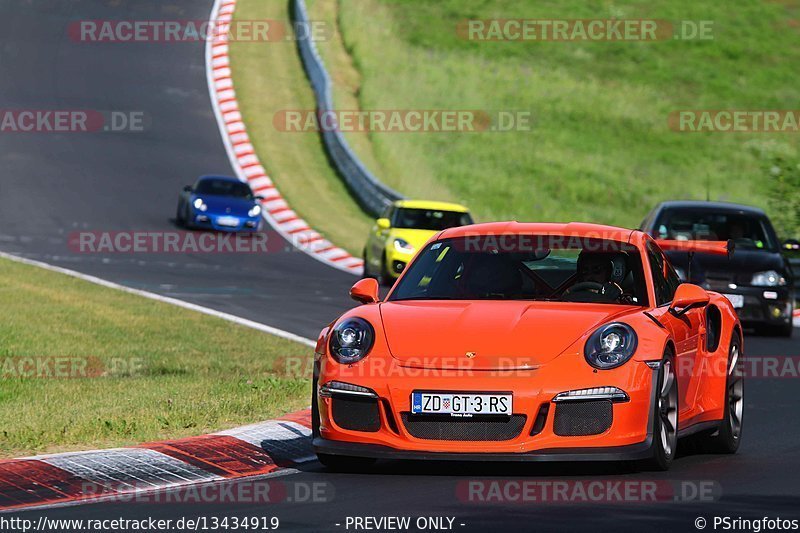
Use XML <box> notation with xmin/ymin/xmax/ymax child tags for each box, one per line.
<box><xmin>11</xmin><ymin>334</ymin><xmax>800</xmax><ymax>532</ymax></box>
<box><xmin>2</xmin><ymin>2</ymin><xmax>799</xmax><ymax>532</ymax></box>
<box><xmin>0</xmin><ymin>0</ymin><xmax>355</xmax><ymax>340</ymax></box>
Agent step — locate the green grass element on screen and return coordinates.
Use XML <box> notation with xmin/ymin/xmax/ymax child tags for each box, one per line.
<box><xmin>230</xmin><ymin>0</ymin><xmax>800</xmax><ymax>249</ymax></box>
<box><xmin>228</xmin><ymin>0</ymin><xmax>373</xmax><ymax>256</ymax></box>
<box><xmin>310</xmin><ymin>0</ymin><xmax>800</xmax><ymax>235</ymax></box>
<box><xmin>0</xmin><ymin>257</ymin><xmax>312</xmax><ymax>458</ymax></box>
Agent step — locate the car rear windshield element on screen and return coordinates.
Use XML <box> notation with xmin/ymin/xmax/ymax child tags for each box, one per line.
<box><xmin>195</xmin><ymin>179</ymin><xmax>254</xmax><ymax>199</ymax></box>
<box><xmin>653</xmin><ymin>209</ymin><xmax>777</xmax><ymax>251</ymax></box>
<box><xmin>389</xmin><ymin>235</ymin><xmax>649</xmax><ymax>305</ymax></box>
<box><xmin>392</xmin><ymin>208</ymin><xmax>473</xmax><ymax>231</ymax></box>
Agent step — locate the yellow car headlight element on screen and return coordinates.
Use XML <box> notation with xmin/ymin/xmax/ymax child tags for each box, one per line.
<box><xmin>393</xmin><ymin>238</ymin><xmax>415</xmax><ymax>253</ymax></box>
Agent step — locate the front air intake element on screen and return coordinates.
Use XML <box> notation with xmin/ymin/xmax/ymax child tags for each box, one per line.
<box><xmin>331</xmin><ymin>396</ymin><xmax>381</xmax><ymax>432</ymax></box>
<box><xmin>401</xmin><ymin>413</ymin><xmax>526</xmax><ymax>441</ymax></box>
<box><xmin>553</xmin><ymin>400</ymin><xmax>613</xmax><ymax>436</ymax></box>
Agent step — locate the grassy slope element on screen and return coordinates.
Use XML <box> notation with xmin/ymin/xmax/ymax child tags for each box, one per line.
<box><xmin>0</xmin><ymin>257</ymin><xmax>311</xmax><ymax>457</ymax></box>
<box><xmin>306</xmin><ymin>0</ymin><xmax>454</xmax><ymax>202</ymax></box>
<box><xmin>322</xmin><ymin>0</ymin><xmax>800</xmax><ymax>231</ymax></box>
<box><xmin>306</xmin><ymin>0</ymin><xmax>387</xmax><ymax>185</ymax></box>
<box><xmin>228</xmin><ymin>0</ymin><xmax>372</xmax><ymax>256</ymax></box>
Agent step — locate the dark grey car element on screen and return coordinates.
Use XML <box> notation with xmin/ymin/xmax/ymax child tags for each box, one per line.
<box><xmin>641</xmin><ymin>201</ymin><xmax>795</xmax><ymax>337</ymax></box>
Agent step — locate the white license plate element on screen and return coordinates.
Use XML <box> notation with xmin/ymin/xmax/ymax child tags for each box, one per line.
<box><xmin>723</xmin><ymin>293</ymin><xmax>744</xmax><ymax>308</ymax></box>
<box><xmin>216</xmin><ymin>216</ymin><xmax>240</xmax><ymax>227</ymax></box>
<box><xmin>411</xmin><ymin>392</ymin><xmax>512</xmax><ymax>416</ymax></box>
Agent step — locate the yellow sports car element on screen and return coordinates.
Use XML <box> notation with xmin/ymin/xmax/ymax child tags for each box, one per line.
<box><xmin>363</xmin><ymin>200</ymin><xmax>473</xmax><ymax>284</ymax></box>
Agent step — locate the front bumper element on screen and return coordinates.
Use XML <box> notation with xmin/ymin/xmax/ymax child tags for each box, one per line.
<box><xmin>717</xmin><ymin>286</ymin><xmax>793</xmax><ymax>326</ymax></box>
<box><xmin>384</xmin><ymin>248</ymin><xmax>414</xmax><ymax>279</ymax></box>
<box><xmin>313</xmin><ymin>435</ymin><xmax>654</xmax><ymax>462</ymax></box>
<box><xmin>315</xmin><ymin>357</ymin><xmax>659</xmax><ymax>458</ymax></box>
<box><xmin>192</xmin><ymin>212</ymin><xmax>261</xmax><ymax>232</ymax></box>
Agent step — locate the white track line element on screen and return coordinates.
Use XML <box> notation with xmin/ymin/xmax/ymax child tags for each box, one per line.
<box><xmin>205</xmin><ymin>0</ymin><xmax>362</xmax><ymax>276</ymax></box>
<box><xmin>0</xmin><ymin>251</ymin><xmax>315</xmax><ymax>347</ymax></box>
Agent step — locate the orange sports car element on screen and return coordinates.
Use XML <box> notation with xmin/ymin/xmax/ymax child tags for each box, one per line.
<box><xmin>312</xmin><ymin>223</ymin><xmax>743</xmax><ymax>471</ymax></box>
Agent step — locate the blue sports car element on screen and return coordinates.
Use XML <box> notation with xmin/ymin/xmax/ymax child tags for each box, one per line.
<box><xmin>176</xmin><ymin>176</ymin><xmax>263</xmax><ymax>232</ymax></box>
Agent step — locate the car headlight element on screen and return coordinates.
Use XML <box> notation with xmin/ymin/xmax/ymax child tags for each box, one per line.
<box><xmin>393</xmin><ymin>238</ymin><xmax>415</xmax><ymax>253</ymax></box>
<box><xmin>248</xmin><ymin>205</ymin><xmax>262</xmax><ymax>217</ymax></box>
<box><xmin>193</xmin><ymin>198</ymin><xmax>208</xmax><ymax>212</ymax></box>
<box><xmin>751</xmin><ymin>270</ymin><xmax>786</xmax><ymax>287</ymax></box>
<box><xmin>584</xmin><ymin>323</ymin><xmax>638</xmax><ymax>370</ymax></box>
<box><xmin>329</xmin><ymin>318</ymin><xmax>375</xmax><ymax>364</ymax></box>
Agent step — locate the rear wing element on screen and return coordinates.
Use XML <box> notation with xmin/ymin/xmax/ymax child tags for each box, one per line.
<box><xmin>655</xmin><ymin>239</ymin><xmax>735</xmax><ymax>257</ymax></box>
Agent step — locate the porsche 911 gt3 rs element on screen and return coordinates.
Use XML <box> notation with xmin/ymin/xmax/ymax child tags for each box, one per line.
<box><xmin>312</xmin><ymin>222</ymin><xmax>743</xmax><ymax>471</ymax></box>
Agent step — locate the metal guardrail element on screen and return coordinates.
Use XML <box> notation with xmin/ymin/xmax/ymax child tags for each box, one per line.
<box><xmin>291</xmin><ymin>0</ymin><xmax>800</xmax><ymax>302</ymax></box>
<box><xmin>292</xmin><ymin>0</ymin><xmax>404</xmax><ymax>217</ymax></box>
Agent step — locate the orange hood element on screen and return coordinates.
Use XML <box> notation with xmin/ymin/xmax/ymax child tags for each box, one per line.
<box><xmin>378</xmin><ymin>300</ymin><xmax>641</xmax><ymax>370</ymax></box>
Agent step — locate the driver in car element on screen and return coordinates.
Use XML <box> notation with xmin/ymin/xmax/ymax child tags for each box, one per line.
<box><xmin>563</xmin><ymin>252</ymin><xmax>626</xmax><ymax>302</ymax></box>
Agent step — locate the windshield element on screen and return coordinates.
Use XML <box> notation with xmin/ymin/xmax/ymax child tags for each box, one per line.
<box><xmin>389</xmin><ymin>235</ymin><xmax>648</xmax><ymax>305</ymax></box>
<box><xmin>653</xmin><ymin>209</ymin><xmax>777</xmax><ymax>251</ymax></box>
<box><xmin>392</xmin><ymin>208</ymin><xmax>473</xmax><ymax>231</ymax></box>
<box><xmin>195</xmin><ymin>179</ymin><xmax>254</xmax><ymax>199</ymax></box>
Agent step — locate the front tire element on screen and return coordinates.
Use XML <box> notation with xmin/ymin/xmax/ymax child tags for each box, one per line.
<box><xmin>641</xmin><ymin>353</ymin><xmax>678</xmax><ymax>471</ymax></box>
<box><xmin>183</xmin><ymin>205</ymin><xmax>194</xmax><ymax>229</ymax></box>
<box><xmin>696</xmin><ymin>335</ymin><xmax>743</xmax><ymax>453</ymax></box>
<box><xmin>362</xmin><ymin>250</ymin><xmax>371</xmax><ymax>279</ymax></box>
<box><xmin>378</xmin><ymin>254</ymin><xmax>392</xmax><ymax>287</ymax></box>
<box><xmin>311</xmin><ymin>372</ymin><xmax>320</xmax><ymax>439</ymax></box>
<box><xmin>176</xmin><ymin>201</ymin><xmax>186</xmax><ymax>226</ymax></box>
<box><xmin>775</xmin><ymin>322</ymin><xmax>794</xmax><ymax>338</ymax></box>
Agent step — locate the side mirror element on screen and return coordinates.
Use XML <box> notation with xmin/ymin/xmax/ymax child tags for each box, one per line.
<box><xmin>350</xmin><ymin>278</ymin><xmax>379</xmax><ymax>305</ymax></box>
<box><xmin>255</xmin><ymin>195</ymin><xmax>265</xmax><ymax>201</ymax></box>
<box><xmin>183</xmin><ymin>185</ymin><xmax>192</xmax><ymax>192</ymax></box>
<box><xmin>783</xmin><ymin>239</ymin><xmax>800</xmax><ymax>252</ymax></box>
<box><xmin>669</xmin><ymin>283</ymin><xmax>710</xmax><ymax>316</ymax></box>
<box><xmin>376</xmin><ymin>218</ymin><xmax>390</xmax><ymax>230</ymax></box>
